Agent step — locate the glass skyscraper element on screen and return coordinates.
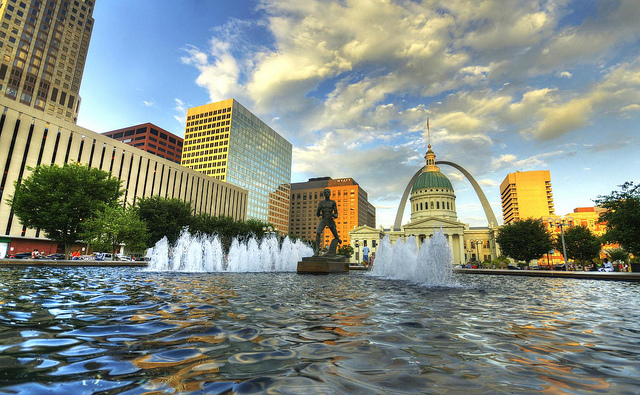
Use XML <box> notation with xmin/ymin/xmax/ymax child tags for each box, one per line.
<box><xmin>0</xmin><ymin>0</ymin><xmax>94</xmax><ymax>124</ymax></box>
<box><xmin>182</xmin><ymin>99</ymin><xmax>292</xmax><ymax>233</ymax></box>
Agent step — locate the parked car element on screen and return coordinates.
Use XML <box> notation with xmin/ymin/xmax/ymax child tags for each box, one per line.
<box><xmin>507</xmin><ymin>264</ymin><xmax>521</xmax><ymax>270</ymax></box>
<box><xmin>116</xmin><ymin>254</ymin><xmax>131</xmax><ymax>261</ymax></box>
<box><xmin>46</xmin><ymin>253</ymin><xmax>66</xmax><ymax>260</ymax></box>
<box><xmin>8</xmin><ymin>252</ymin><xmax>32</xmax><ymax>259</ymax></box>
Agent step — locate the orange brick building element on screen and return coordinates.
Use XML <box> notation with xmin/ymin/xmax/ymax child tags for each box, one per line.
<box><xmin>289</xmin><ymin>177</ymin><xmax>375</xmax><ymax>247</ymax></box>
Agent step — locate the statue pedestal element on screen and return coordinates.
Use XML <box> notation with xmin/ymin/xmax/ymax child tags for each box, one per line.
<box><xmin>297</xmin><ymin>255</ymin><xmax>349</xmax><ymax>274</ymax></box>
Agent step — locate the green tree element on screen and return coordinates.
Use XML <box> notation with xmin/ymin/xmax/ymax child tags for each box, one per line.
<box><xmin>9</xmin><ymin>163</ymin><xmax>123</xmax><ymax>258</ymax></box>
<box><xmin>190</xmin><ymin>213</ymin><xmax>271</xmax><ymax>251</ymax></box>
<box><xmin>135</xmin><ymin>196</ymin><xmax>192</xmax><ymax>246</ymax></box>
<box><xmin>558</xmin><ymin>225</ymin><xmax>601</xmax><ymax>267</ymax></box>
<box><xmin>337</xmin><ymin>245</ymin><xmax>354</xmax><ymax>258</ymax></box>
<box><xmin>606</xmin><ymin>248</ymin><xmax>630</xmax><ymax>264</ymax></box>
<box><xmin>594</xmin><ymin>182</ymin><xmax>640</xmax><ymax>257</ymax></box>
<box><xmin>496</xmin><ymin>218</ymin><xmax>553</xmax><ymax>269</ymax></box>
<box><xmin>81</xmin><ymin>205</ymin><xmax>149</xmax><ymax>256</ymax></box>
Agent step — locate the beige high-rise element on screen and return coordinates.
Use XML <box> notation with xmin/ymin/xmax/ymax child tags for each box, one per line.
<box><xmin>0</xmin><ymin>0</ymin><xmax>93</xmax><ymax>124</ymax></box>
<box><xmin>500</xmin><ymin>170</ymin><xmax>555</xmax><ymax>224</ymax></box>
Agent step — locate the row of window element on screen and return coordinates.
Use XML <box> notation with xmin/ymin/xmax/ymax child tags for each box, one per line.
<box><xmin>186</xmin><ymin>107</ymin><xmax>231</xmax><ymax>121</ymax></box>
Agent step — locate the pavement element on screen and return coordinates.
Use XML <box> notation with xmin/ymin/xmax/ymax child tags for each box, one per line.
<box><xmin>0</xmin><ymin>259</ymin><xmax>147</xmax><ymax>267</ymax></box>
<box><xmin>455</xmin><ymin>268</ymin><xmax>640</xmax><ymax>282</ymax></box>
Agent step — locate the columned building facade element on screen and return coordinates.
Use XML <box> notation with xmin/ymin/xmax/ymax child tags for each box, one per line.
<box><xmin>0</xmin><ymin>98</ymin><xmax>248</xmax><ymax>258</ymax></box>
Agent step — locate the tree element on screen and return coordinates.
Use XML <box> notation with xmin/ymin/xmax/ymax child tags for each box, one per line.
<box><xmin>496</xmin><ymin>218</ymin><xmax>553</xmax><ymax>268</ymax></box>
<box><xmin>337</xmin><ymin>245</ymin><xmax>354</xmax><ymax>258</ymax></box>
<box><xmin>595</xmin><ymin>181</ymin><xmax>640</xmax><ymax>257</ymax></box>
<box><xmin>81</xmin><ymin>205</ymin><xmax>149</xmax><ymax>256</ymax></box>
<box><xmin>559</xmin><ymin>225</ymin><xmax>601</xmax><ymax>267</ymax></box>
<box><xmin>606</xmin><ymin>248</ymin><xmax>630</xmax><ymax>264</ymax></box>
<box><xmin>9</xmin><ymin>163</ymin><xmax>123</xmax><ymax>258</ymax></box>
<box><xmin>135</xmin><ymin>196</ymin><xmax>192</xmax><ymax>246</ymax></box>
<box><xmin>190</xmin><ymin>213</ymin><xmax>271</xmax><ymax>252</ymax></box>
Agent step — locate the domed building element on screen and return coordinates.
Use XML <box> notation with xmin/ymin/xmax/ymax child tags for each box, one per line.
<box><xmin>350</xmin><ymin>142</ymin><xmax>500</xmax><ymax>266</ymax></box>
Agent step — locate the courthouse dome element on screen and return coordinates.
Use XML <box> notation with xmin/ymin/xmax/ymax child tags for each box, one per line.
<box><xmin>411</xmin><ymin>170</ymin><xmax>453</xmax><ymax>192</ymax></box>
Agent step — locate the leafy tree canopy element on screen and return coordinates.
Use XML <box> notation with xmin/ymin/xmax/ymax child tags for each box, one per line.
<box><xmin>190</xmin><ymin>213</ymin><xmax>271</xmax><ymax>251</ymax></box>
<box><xmin>496</xmin><ymin>218</ymin><xmax>553</xmax><ymax>267</ymax></box>
<box><xmin>559</xmin><ymin>225</ymin><xmax>601</xmax><ymax>265</ymax></box>
<box><xmin>594</xmin><ymin>181</ymin><xmax>640</xmax><ymax>256</ymax></box>
<box><xmin>81</xmin><ymin>205</ymin><xmax>149</xmax><ymax>256</ymax></box>
<box><xmin>135</xmin><ymin>196</ymin><xmax>192</xmax><ymax>246</ymax></box>
<box><xmin>337</xmin><ymin>245</ymin><xmax>354</xmax><ymax>258</ymax></box>
<box><xmin>9</xmin><ymin>163</ymin><xmax>123</xmax><ymax>257</ymax></box>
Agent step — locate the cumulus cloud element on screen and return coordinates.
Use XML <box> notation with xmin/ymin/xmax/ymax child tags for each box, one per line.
<box><xmin>177</xmin><ymin>0</ymin><xmax>640</xmax><ymax>225</ymax></box>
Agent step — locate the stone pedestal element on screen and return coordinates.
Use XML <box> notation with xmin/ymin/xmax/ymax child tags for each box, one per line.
<box><xmin>297</xmin><ymin>256</ymin><xmax>349</xmax><ymax>274</ymax></box>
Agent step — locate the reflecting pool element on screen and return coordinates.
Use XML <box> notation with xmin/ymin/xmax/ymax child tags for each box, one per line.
<box><xmin>1</xmin><ymin>267</ymin><xmax>639</xmax><ymax>394</ymax></box>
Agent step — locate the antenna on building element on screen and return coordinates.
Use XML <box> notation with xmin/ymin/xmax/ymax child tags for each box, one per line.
<box><xmin>427</xmin><ymin>117</ymin><xmax>431</xmax><ymax>148</ymax></box>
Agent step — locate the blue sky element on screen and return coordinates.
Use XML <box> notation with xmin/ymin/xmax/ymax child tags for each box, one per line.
<box><xmin>77</xmin><ymin>0</ymin><xmax>640</xmax><ymax>228</ymax></box>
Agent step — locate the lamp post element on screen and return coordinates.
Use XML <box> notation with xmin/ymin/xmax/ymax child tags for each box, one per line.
<box><xmin>548</xmin><ymin>216</ymin><xmax>573</xmax><ymax>270</ymax></box>
<box><xmin>474</xmin><ymin>240</ymin><xmax>482</xmax><ymax>268</ymax></box>
<box><xmin>262</xmin><ymin>226</ymin><xmax>278</xmax><ymax>238</ymax></box>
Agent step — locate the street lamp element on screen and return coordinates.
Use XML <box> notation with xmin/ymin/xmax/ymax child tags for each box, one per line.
<box><xmin>262</xmin><ymin>226</ymin><xmax>278</xmax><ymax>237</ymax></box>
<box><xmin>473</xmin><ymin>240</ymin><xmax>482</xmax><ymax>268</ymax></box>
<box><xmin>548</xmin><ymin>216</ymin><xmax>573</xmax><ymax>270</ymax></box>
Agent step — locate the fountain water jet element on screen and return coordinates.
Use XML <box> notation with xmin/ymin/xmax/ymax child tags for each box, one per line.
<box><xmin>370</xmin><ymin>229</ymin><xmax>458</xmax><ymax>286</ymax></box>
<box><xmin>147</xmin><ymin>229</ymin><xmax>313</xmax><ymax>272</ymax></box>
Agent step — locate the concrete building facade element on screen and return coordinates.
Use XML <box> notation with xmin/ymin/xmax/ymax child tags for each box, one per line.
<box><xmin>500</xmin><ymin>170</ymin><xmax>555</xmax><ymax>224</ymax></box>
<box><xmin>0</xmin><ymin>0</ymin><xmax>94</xmax><ymax>124</ymax></box>
<box><xmin>289</xmin><ymin>177</ymin><xmax>375</xmax><ymax>249</ymax></box>
<box><xmin>182</xmin><ymin>99</ymin><xmax>292</xmax><ymax>234</ymax></box>
<box><xmin>103</xmin><ymin>122</ymin><xmax>183</xmax><ymax>164</ymax></box>
<box><xmin>0</xmin><ymin>97</ymin><xmax>248</xmax><ymax>258</ymax></box>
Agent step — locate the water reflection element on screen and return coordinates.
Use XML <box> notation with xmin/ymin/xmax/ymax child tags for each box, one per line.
<box><xmin>0</xmin><ymin>267</ymin><xmax>639</xmax><ymax>394</ymax></box>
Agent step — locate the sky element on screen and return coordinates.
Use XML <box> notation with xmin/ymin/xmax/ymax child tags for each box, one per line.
<box><xmin>76</xmin><ymin>0</ymin><xmax>640</xmax><ymax>228</ymax></box>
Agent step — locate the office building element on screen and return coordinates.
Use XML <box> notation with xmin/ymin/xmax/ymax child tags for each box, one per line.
<box><xmin>182</xmin><ymin>99</ymin><xmax>292</xmax><ymax>234</ymax></box>
<box><xmin>290</xmin><ymin>177</ymin><xmax>375</xmax><ymax>247</ymax></box>
<box><xmin>500</xmin><ymin>170</ymin><xmax>555</xmax><ymax>224</ymax></box>
<box><xmin>0</xmin><ymin>97</ymin><xmax>248</xmax><ymax>258</ymax></box>
<box><xmin>103</xmin><ymin>123</ymin><xmax>183</xmax><ymax>164</ymax></box>
<box><xmin>0</xmin><ymin>0</ymin><xmax>94</xmax><ymax>124</ymax></box>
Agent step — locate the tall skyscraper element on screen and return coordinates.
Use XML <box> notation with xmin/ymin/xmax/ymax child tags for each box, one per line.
<box><xmin>290</xmin><ymin>177</ymin><xmax>375</xmax><ymax>247</ymax></box>
<box><xmin>500</xmin><ymin>170</ymin><xmax>555</xmax><ymax>224</ymax></box>
<box><xmin>0</xmin><ymin>0</ymin><xmax>94</xmax><ymax>124</ymax></box>
<box><xmin>182</xmin><ymin>99</ymin><xmax>292</xmax><ymax>233</ymax></box>
<box><xmin>104</xmin><ymin>123</ymin><xmax>183</xmax><ymax>164</ymax></box>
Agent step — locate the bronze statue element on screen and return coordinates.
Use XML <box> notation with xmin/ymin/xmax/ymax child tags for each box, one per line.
<box><xmin>315</xmin><ymin>188</ymin><xmax>341</xmax><ymax>256</ymax></box>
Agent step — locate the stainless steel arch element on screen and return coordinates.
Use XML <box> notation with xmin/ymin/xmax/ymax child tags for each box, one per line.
<box><xmin>393</xmin><ymin>161</ymin><xmax>498</xmax><ymax>230</ymax></box>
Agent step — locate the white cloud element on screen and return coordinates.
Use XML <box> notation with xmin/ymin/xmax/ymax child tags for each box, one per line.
<box><xmin>558</xmin><ymin>71</ymin><xmax>572</xmax><ymax>78</ymax></box>
<box><xmin>143</xmin><ymin>100</ymin><xmax>157</xmax><ymax>108</ymax></box>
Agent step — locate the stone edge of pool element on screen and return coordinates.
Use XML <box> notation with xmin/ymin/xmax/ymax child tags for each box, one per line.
<box><xmin>455</xmin><ymin>268</ymin><xmax>640</xmax><ymax>282</ymax></box>
<box><xmin>1</xmin><ymin>260</ymin><xmax>639</xmax><ymax>281</ymax></box>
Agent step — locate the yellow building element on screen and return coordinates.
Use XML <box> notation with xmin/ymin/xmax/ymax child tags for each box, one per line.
<box><xmin>0</xmin><ymin>0</ymin><xmax>94</xmax><ymax>124</ymax></box>
<box><xmin>182</xmin><ymin>99</ymin><xmax>292</xmax><ymax>233</ymax></box>
<box><xmin>542</xmin><ymin>207</ymin><xmax>613</xmax><ymax>267</ymax></box>
<box><xmin>289</xmin><ymin>177</ymin><xmax>375</xmax><ymax>249</ymax></box>
<box><xmin>500</xmin><ymin>170</ymin><xmax>555</xmax><ymax>224</ymax></box>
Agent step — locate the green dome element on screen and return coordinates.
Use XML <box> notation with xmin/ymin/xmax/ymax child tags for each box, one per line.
<box><xmin>411</xmin><ymin>171</ymin><xmax>453</xmax><ymax>192</ymax></box>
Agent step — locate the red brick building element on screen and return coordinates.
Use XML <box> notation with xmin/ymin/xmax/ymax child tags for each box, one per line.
<box><xmin>103</xmin><ymin>123</ymin><xmax>183</xmax><ymax>164</ymax></box>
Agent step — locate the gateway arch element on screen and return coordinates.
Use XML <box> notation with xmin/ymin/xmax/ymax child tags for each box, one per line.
<box><xmin>393</xmin><ymin>161</ymin><xmax>498</xmax><ymax>230</ymax></box>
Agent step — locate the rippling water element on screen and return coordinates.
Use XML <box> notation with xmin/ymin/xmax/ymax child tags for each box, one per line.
<box><xmin>1</xmin><ymin>267</ymin><xmax>639</xmax><ymax>394</ymax></box>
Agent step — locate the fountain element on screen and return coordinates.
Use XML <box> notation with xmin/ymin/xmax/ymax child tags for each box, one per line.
<box><xmin>370</xmin><ymin>229</ymin><xmax>457</xmax><ymax>286</ymax></box>
<box><xmin>146</xmin><ymin>229</ymin><xmax>314</xmax><ymax>272</ymax></box>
